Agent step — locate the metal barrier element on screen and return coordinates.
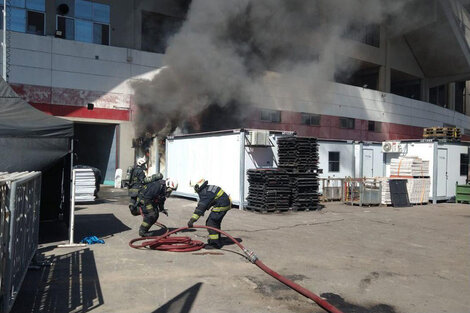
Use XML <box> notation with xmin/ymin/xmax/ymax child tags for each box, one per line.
<box><xmin>320</xmin><ymin>178</ymin><xmax>344</xmax><ymax>201</ymax></box>
<box><xmin>0</xmin><ymin>172</ymin><xmax>41</xmax><ymax>313</ymax></box>
<box><xmin>0</xmin><ymin>181</ymin><xmax>8</xmax><ymax>301</ymax></box>
<box><xmin>343</xmin><ymin>177</ymin><xmax>382</xmax><ymax>206</ymax></box>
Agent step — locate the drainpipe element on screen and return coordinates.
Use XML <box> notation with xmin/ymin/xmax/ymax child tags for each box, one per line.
<box><xmin>432</xmin><ymin>141</ymin><xmax>438</xmax><ymax>204</ymax></box>
<box><xmin>239</xmin><ymin>130</ymin><xmax>246</xmax><ymax>210</ymax></box>
<box><xmin>155</xmin><ymin>137</ymin><xmax>160</xmax><ymax>175</ymax></box>
<box><xmin>359</xmin><ymin>142</ymin><xmax>364</xmax><ymax>178</ymax></box>
<box><xmin>352</xmin><ymin>142</ymin><xmax>356</xmax><ymax>178</ymax></box>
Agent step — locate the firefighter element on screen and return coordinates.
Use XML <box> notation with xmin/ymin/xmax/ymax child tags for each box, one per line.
<box><xmin>137</xmin><ymin>178</ymin><xmax>178</xmax><ymax>237</ymax></box>
<box><xmin>125</xmin><ymin>157</ymin><xmax>162</xmax><ymax>216</ymax></box>
<box><xmin>187</xmin><ymin>179</ymin><xmax>231</xmax><ymax>249</ymax></box>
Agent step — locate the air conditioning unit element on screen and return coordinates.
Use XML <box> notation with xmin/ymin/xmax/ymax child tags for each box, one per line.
<box><xmin>382</xmin><ymin>141</ymin><xmax>402</xmax><ymax>153</ymax></box>
<box><xmin>248</xmin><ymin>130</ymin><xmax>270</xmax><ymax>146</ymax></box>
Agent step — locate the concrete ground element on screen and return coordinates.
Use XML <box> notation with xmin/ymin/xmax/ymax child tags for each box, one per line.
<box><xmin>11</xmin><ymin>186</ymin><xmax>470</xmax><ymax>313</ymax></box>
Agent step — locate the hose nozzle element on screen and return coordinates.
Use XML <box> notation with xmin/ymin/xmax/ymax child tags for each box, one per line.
<box><xmin>243</xmin><ymin>248</ymin><xmax>258</xmax><ymax>263</ymax></box>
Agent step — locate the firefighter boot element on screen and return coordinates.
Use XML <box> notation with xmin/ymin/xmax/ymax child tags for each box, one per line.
<box><xmin>139</xmin><ymin>226</ymin><xmax>152</xmax><ymax>237</ymax></box>
<box><xmin>205</xmin><ymin>238</ymin><xmax>221</xmax><ymax>249</ymax></box>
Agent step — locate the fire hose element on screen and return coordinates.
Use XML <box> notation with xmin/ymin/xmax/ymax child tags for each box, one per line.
<box><xmin>129</xmin><ymin>224</ymin><xmax>344</xmax><ymax>313</ymax></box>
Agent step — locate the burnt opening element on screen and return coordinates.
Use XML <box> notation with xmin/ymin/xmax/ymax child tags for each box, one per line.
<box><xmin>391</xmin><ymin>69</ymin><xmax>421</xmax><ymax>100</ymax></box>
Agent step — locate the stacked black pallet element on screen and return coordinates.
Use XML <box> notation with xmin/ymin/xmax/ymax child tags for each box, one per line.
<box><xmin>290</xmin><ymin>173</ymin><xmax>319</xmax><ymax>211</ymax></box>
<box><xmin>247</xmin><ymin>169</ymin><xmax>291</xmax><ymax>213</ymax></box>
<box><xmin>278</xmin><ymin>136</ymin><xmax>320</xmax><ymax>211</ymax></box>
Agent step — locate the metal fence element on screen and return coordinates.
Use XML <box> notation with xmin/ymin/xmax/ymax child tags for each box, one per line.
<box><xmin>0</xmin><ymin>172</ymin><xmax>41</xmax><ymax>313</ymax></box>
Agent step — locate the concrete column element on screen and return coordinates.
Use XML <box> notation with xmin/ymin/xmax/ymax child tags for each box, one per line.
<box><xmin>119</xmin><ymin>121</ymin><xmax>135</xmax><ymax>171</ymax></box>
<box><xmin>378</xmin><ymin>28</ymin><xmax>391</xmax><ymax>93</ymax></box>
<box><xmin>421</xmin><ymin>78</ymin><xmax>429</xmax><ymax>102</ymax></box>
<box><xmin>465</xmin><ymin>81</ymin><xmax>470</xmax><ymax>116</ymax></box>
<box><xmin>447</xmin><ymin>82</ymin><xmax>456</xmax><ymax>110</ymax></box>
<box><xmin>378</xmin><ymin>65</ymin><xmax>391</xmax><ymax>93</ymax></box>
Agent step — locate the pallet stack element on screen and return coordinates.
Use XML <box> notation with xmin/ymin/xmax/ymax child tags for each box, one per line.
<box><xmin>246</xmin><ymin>169</ymin><xmax>291</xmax><ymax>212</ymax></box>
<box><xmin>423</xmin><ymin>127</ymin><xmax>461</xmax><ymax>141</ymax></box>
<box><xmin>390</xmin><ymin>157</ymin><xmax>429</xmax><ymax>177</ymax></box>
<box><xmin>383</xmin><ymin>156</ymin><xmax>430</xmax><ymax>205</ymax></box>
<box><xmin>290</xmin><ymin>173</ymin><xmax>320</xmax><ymax>210</ymax></box>
<box><xmin>278</xmin><ymin>136</ymin><xmax>320</xmax><ymax>211</ymax></box>
<box><xmin>278</xmin><ymin>136</ymin><xmax>319</xmax><ymax>172</ymax></box>
<box><xmin>74</xmin><ymin>169</ymin><xmax>96</xmax><ymax>202</ymax></box>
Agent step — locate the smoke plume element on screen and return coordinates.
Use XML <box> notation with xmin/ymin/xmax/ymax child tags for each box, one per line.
<box><xmin>131</xmin><ymin>0</ymin><xmax>428</xmax><ymax>137</ymax></box>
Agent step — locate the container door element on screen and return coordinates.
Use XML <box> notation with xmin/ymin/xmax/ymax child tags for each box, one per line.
<box><xmin>363</xmin><ymin>149</ymin><xmax>374</xmax><ymax>178</ymax></box>
<box><xmin>437</xmin><ymin>149</ymin><xmax>448</xmax><ymax>197</ymax></box>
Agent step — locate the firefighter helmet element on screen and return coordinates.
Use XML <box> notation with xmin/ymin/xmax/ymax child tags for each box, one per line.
<box><xmin>165</xmin><ymin>178</ymin><xmax>178</xmax><ymax>197</ymax></box>
<box><xmin>136</xmin><ymin>157</ymin><xmax>147</xmax><ymax>166</ymax></box>
<box><xmin>192</xmin><ymin>178</ymin><xmax>207</xmax><ymax>193</ymax></box>
<box><xmin>166</xmin><ymin>179</ymin><xmax>178</xmax><ymax>191</ymax></box>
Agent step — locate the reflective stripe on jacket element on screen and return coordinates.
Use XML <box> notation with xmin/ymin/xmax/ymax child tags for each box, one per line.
<box><xmin>193</xmin><ymin>185</ymin><xmax>231</xmax><ymax>218</ymax></box>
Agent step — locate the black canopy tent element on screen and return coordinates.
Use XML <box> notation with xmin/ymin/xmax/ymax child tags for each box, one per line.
<box><xmin>0</xmin><ymin>77</ymin><xmax>74</xmax><ymax>220</ymax></box>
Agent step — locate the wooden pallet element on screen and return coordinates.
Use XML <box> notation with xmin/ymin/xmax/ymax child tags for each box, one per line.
<box><xmin>423</xmin><ymin>127</ymin><xmax>461</xmax><ymax>139</ymax></box>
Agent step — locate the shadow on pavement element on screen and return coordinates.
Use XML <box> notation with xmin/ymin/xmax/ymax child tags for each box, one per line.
<box><xmin>320</xmin><ymin>293</ymin><xmax>399</xmax><ymax>313</ymax></box>
<box><xmin>151</xmin><ymin>283</ymin><xmax>203</xmax><ymax>313</ymax></box>
<box><xmin>10</xmin><ymin>248</ymin><xmax>104</xmax><ymax>313</ymax></box>
<box><xmin>74</xmin><ymin>213</ymin><xmax>131</xmax><ymax>240</ymax></box>
<box><xmin>38</xmin><ymin>220</ymin><xmax>69</xmax><ymax>244</ymax></box>
<box><xmin>220</xmin><ymin>237</ymin><xmax>243</xmax><ymax>247</ymax></box>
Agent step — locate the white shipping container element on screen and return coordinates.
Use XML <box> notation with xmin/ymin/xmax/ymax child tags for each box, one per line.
<box><xmin>385</xmin><ymin>141</ymin><xmax>470</xmax><ymax>202</ymax></box>
<box><xmin>165</xmin><ymin>130</ymin><xmax>287</xmax><ymax>208</ymax></box>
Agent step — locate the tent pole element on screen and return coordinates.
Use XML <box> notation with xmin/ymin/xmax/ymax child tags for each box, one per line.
<box><xmin>2</xmin><ymin>0</ymin><xmax>7</xmax><ymax>81</ymax></box>
<box><xmin>59</xmin><ymin>140</ymin><xmax>86</xmax><ymax>248</ymax></box>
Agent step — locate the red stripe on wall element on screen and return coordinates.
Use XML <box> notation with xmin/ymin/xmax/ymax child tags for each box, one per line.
<box><xmin>246</xmin><ymin>111</ymin><xmax>426</xmax><ymax>141</ymax></box>
<box><xmin>31</xmin><ymin>103</ymin><xmax>130</xmax><ymax>121</ymax></box>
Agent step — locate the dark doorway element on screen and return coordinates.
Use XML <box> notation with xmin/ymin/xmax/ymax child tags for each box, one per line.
<box><xmin>73</xmin><ymin>123</ymin><xmax>117</xmax><ymax>186</ymax></box>
<box><xmin>391</xmin><ymin>69</ymin><xmax>421</xmax><ymax>100</ymax></box>
<box><xmin>335</xmin><ymin>59</ymin><xmax>380</xmax><ymax>90</ymax></box>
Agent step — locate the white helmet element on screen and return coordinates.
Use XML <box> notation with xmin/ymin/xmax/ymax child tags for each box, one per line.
<box><xmin>166</xmin><ymin>179</ymin><xmax>178</xmax><ymax>192</ymax></box>
<box><xmin>136</xmin><ymin>157</ymin><xmax>147</xmax><ymax>166</ymax></box>
<box><xmin>191</xmin><ymin>178</ymin><xmax>207</xmax><ymax>192</ymax></box>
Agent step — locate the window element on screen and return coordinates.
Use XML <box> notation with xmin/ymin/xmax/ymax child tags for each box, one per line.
<box><xmin>57</xmin><ymin>16</ymin><xmax>74</xmax><ymax>40</ymax></box>
<box><xmin>429</xmin><ymin>85</ymin><xmax>447</xmax><ymax>107</ymax></box>
<box><xmin>301</xmin><ymin>113</ymin><xmax>321</xmax><ymax>126</ymax></box>
<box><xmin>56</xmin><ymin>0</ymin><xmax>110</xmax><ymax>45</ymax></box>
<box><xmin>340</xmin><ymin>118</ymin><xmax>355</xmax><ymax>129</ymax></box>
<box><xmin>141</xmin><ymin>10</ymin><xmax>185</xmax><ymax>53</ymax></box>
<box><xmin>455</xmin><ymin>81</ymin><xmax>466</xmax><ymax>114</ymax></box>
<box><xmin>368</xmin><ymin>121</ymin><xmax>381</xmax><ymax>132</ymax></box>
<box><xmin>75</xmin><ymin>19</ymin><xmax>92</xmax><ymax>42</ymax></box>
<box><xmin>26</xmin><ymin>0</ymin><xmax>45</xmax><ymax>11</ymax></box>
<box><xmin>93</xmin><ymin>2</ymin><xmax>110</xmax><ymax>24</ymax></box>
<box><xmin>260</xmin><ymin>109</ymin><xmax>281</xmax><ymax>123</ymax></box>
<box><xmin>93</xmin><ymin>23</ymin><xmax>109</xmax><ymax>45</ymax></box>
<box><xmin>461</xmin><ymin>154</ymin><xmax>469</xmax><ymax>176</ymax></box>
<box><xmin>75</xmin><ymin>0</ymin><xmax>92</xmax><ymax>20</ymax></box>
<box><xmin>329</xmin><ymin>152</ymin><xmax>340</xmax><ymax>172</ymax></box>
<box><xmin>1</xmin><ymin>0</ymin><xmax>45</xmax><ymax>35</ymax></box>
<box><xmin>343</xmin><ymin>23</ymin><xmax>380</xmax><ymax>48</ymax></box>
<box><xmin>27</xmin><ymin>10</ymin><xmax>44</xmax><ymax>35</ymax></box>
<box><xmin>10</xmin><ymin>7</ymin><xmax>26</xmax><ymax>32</ymax></box>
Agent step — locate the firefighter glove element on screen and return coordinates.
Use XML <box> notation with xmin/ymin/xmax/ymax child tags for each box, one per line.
<box><xmin>187</xmin><ymin>218</ymin><xmax>197</xmax><ymax>228</ymax></box>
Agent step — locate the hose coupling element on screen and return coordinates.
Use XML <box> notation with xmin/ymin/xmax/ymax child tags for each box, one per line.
<box><xmin>243</xmin><ymin>248</ymin><xmax>258</xmax><ymax>263</ymax></box>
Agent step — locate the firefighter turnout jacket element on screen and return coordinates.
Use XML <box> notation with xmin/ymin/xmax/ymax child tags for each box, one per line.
<box><xmin>138</xmin><ymin>179</ymin><xmax>166</xmax><ymax>212</ymax></box>
<box><xmin>127</xmin><ymin>165</ymin><xmax>146</xmax><ymax>196</ymax></box>
<box><xmin>191</xmin><ymin>185</ymin><xmax>231</xmax><ymax>221</ymax></box>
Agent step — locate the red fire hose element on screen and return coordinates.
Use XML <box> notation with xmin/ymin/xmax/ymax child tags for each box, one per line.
<box><xmin>129</xmin><ymin>225</ymin><xmax>344</xmax><ymax>313</ymax></box>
